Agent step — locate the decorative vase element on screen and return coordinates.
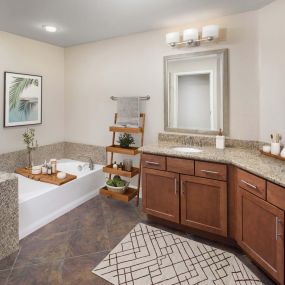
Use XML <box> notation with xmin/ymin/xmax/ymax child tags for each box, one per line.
<box><xmin>27</xmin><ymin>147</ymin><xmax>33</xmax><ymax>168</ymax></box>
<box><xmin>120</xmin><ymin>143</ymin><xmax>130</xmax><ymax>148</ymax></box>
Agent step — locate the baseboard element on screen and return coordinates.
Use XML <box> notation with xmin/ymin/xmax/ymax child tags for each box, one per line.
<box><xmin>19</xmin><ymin>188</ymin><xmax>100</xmax><ymax>239</ymax></box>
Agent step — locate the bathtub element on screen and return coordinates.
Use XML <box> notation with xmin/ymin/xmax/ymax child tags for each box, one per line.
<box><xmin>18</xmin><ymin>159</ymin><xmax>105</xmax><ymax>239</ymax></box>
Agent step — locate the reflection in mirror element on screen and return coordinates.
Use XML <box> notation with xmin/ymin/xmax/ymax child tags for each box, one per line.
<box><xmin>164</xmin><ymin>49</ymin><xmax>228</xmax><ymax>135</ymax></box>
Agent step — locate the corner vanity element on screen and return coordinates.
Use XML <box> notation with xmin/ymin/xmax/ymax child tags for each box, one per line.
<box><xmin>140</xmin><ymin>141</ymin><xmax>285</xmax><ymax>285</ymax></box>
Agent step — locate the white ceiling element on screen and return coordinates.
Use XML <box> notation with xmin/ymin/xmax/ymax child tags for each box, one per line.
<box><xmin>0</xmin><ymin>0</ymin><xmax>273</xmax><ymax>47</ymax></box>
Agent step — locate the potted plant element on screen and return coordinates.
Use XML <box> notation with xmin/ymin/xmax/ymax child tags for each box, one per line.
<box><xmin>22</xmin><ymin>128</ymin><xmax>38</xmax><ymax>168</ymax></box>
<box><xmin>117</xmin><ymin>133</ymin><xmax>135</xmax><ymax>148</ymax></box>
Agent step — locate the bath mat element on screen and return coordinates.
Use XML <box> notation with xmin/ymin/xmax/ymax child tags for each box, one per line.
<box><xmin>93</xmin><ymin>223</ymin><xmax>266</xmax><ymax>285</ymax></box>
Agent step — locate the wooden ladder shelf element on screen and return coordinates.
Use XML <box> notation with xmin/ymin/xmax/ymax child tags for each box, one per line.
<box><xmin>100</xmin><ymin>113</ymin><xmax>145</xmax><ymax>207</ymax></box>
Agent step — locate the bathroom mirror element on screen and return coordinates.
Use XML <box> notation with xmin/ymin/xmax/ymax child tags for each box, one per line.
<box><xmin>164</xmin><ymin>49</ymin><xmax>229</xmax><ymax>135</ymax></box>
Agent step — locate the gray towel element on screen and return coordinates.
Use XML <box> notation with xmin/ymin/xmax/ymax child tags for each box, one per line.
<box><xmin>116</xmin><ymin>97</ymin><xmax>140</xmax><ymax>127</ymax></box>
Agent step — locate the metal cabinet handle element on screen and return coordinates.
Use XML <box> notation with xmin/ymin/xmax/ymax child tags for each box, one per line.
<box><xmin>145</xmin><ymin>161</ymin><xmax>160</xmax><ymax>166</ymax></box>
<box><xmin>241</xmin><ymin>179</ymin><xmax>257</xmax><ymax>189</ymax></box>
<box><xmin>181</xmin><ymin>181</ymin><xmax>185</xmax><ymax>195</ymax></box>
<box><xmin>201</xmin><ymin>169</ymin><xmax>219</xmax><ymax>175</ymax></box>
<box><xmin>174</xmin><ymin>178</ymin><xmax>178</xmax><ymax>195</ymax></box>
<box><xmin>276</xmin><ymin>217</ymin><xmax>282</xmax><ymax>241</ymax></box>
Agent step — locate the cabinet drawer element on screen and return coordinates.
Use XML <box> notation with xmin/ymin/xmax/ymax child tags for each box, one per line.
<box><xmin>267</xmin><ymin>182</ymin><xmax>285</xmax><ymax>210</ymax></box>
<box><xmin>237</xmin><ymin>169</ymin><xmax>266</xmax><ymax>199</ymax></box>
<box><xmin>195</xmin><ymin>161</ymin><xmax>227</xmax><ymax>181</ymax></box>
<box><xmin>141</xmin><ymin>154</ymin><xmax>166</xmax><ymax>170</ymax></box>
<box><xmin>167</xmin><ymin>157</ymin><xmax>194</xmax><ymax>175</ymax></box>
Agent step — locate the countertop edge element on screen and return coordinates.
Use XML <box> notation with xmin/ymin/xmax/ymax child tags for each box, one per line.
<box><xmin>140</xmin><ymin>148</ymin><xmax>285</xmax><ymax>188</ymax></box>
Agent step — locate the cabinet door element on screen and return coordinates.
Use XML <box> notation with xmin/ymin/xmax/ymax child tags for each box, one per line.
<box><xmin>142</xmin><ymin>168</ymin><xmax>180</xmax><ymax>223</ymax></box>
<box><xmin>180</xmin><ymin>175</ymin><xmax>227</xmax><ymax>237</ymax></box>
<box><xmin>237</xmin><ymin>187</ymin><xmax>284</xmax><ymax>284</ymax></box>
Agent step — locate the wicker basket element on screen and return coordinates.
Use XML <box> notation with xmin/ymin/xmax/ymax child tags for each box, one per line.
<box><xmin>106</xmin><ymin>181</ymin><xmax>129</xmax><ymax>194</ymax></box>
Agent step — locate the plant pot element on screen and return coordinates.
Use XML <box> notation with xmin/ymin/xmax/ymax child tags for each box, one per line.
<box><xmin>120</xmin><ymin>144</ymin><xmax>130</xmax><ymax>148</ymax></box>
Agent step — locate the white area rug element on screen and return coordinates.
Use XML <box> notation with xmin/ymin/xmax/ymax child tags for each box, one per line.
<box><xmin>93</xmin><ymin>223</ymin><xmax>265</xmax><ymax>285</ymax></box>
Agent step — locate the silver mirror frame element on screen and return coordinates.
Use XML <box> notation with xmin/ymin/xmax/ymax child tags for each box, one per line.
<box><xmin>164</xmin><ymin>48</ymin><xmax>229</xmax><ymax>136</ymax></box>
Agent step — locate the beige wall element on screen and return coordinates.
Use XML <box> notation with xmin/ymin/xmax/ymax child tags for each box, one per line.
<box><xmin>0</xmin><ymin>32</ymin><xmax>65</xmax><ymax>154</ymax></box>
<box><xmin>258</xmin><ymin>0</ymin><xmax>285</xmax><ymax>143</ymax></box>
<box><xmin>64</xmin><ymin>10</ymin><xmax>260</xmax><ymax>145</ymax></box>
<box><xmin>1</xmin><ymin>1</ymin><xmax>283</xmax><ymax>154</ymax></box>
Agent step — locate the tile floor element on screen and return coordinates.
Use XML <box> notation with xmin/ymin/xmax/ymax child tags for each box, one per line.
<box><xmin>0</xmin><ymin>196</ymin><xmax>274</xmax><ymax>285</ymax></box>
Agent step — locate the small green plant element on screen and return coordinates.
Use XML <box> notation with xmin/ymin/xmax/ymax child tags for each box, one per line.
<box><xmin>117</xmin><ymin>133</ymin><xmax>135</xmax><ymax>148</ymax></box>
<box><xmin>23</xmin><ymin>128</ymin><xmax>35</xmax><ymax>147</ymax></box>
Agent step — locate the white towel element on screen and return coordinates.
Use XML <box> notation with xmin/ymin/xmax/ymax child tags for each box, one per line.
<box><xmin>116</xmin><ymin>97</ymin><xmax>140</xmax><ymax>127</ymax></box>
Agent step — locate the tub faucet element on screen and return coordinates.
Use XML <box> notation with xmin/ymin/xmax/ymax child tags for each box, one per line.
<box><xmin>81</xmin><ymin>155</ymin><xmax>94</xmax><ymax>170</ymax></box>
<box><xmin>87</xmin><ymin>157</ymin><xmax>94</xmax><ymax>170</ymax></box>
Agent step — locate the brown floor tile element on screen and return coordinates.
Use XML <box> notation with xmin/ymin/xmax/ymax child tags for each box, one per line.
<box><xmin>65</xmin><ymin>223</ymin><xmax>109</xmax><ymax>258</ymax></box>
<box><xmin>4</xmin><ymin>195</ymin><xmax>275</xmax><ymax>284</ymax></box>
<box><xmin>107</xmin><ymin>220</ymin><xmax>140</xmax><ymax>249</ymax></box>
<box><xmin>0</xmin><ymin>251</ymin><xmax>18</xmax><ymax>271</ymax></box>
<box><xmin>67</xmin><ymin>201</ymin><xmax>105</xmax><ymax>231</ymax></box>
<box><xmin>15</xmin><ymin>231</ymin><xmax>70</xmax><ymax>268</ymax></box>
<box><xmin>7</xmin><ymin>261</ymin><xmax>62</xmax><ymax>285</ymax></box>
<box><xmin>0</xmin><ymin>269</ymin><xmax>10</xmax><ymax>285</ymax></box>
<box><xmin>61</xmin><ymin>251</ymin><xmax>111</xmax><ymax>285</ymax></box>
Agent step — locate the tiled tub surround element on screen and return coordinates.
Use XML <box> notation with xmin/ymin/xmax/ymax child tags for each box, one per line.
<box><xmin>0</xmin><ymin>142</ymin><xmax>106</xmax><ymax>173</ymax></box>
<box><xmin>64</xmin><ymin>142</ymin><xmax>106</xmax><ymax>166</ymax></box>
<box><xmin>141</xmin><ymin>133</ymin><xmax>285</xmax><ymax>188</ymax></box>
<box><xmin>0</xmin><ymin>172</ymin><xmax>18</xmax><ymax>261</ymax></box>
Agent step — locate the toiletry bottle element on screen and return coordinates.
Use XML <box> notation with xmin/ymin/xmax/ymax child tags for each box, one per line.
<box><xmin>216</xmin><ymin>129</ymin><xmax>225</xmax><ymax>150</ymax></box>
<box><xmin>50</xmin><ymin>159</ymin><xmax>57</xmax><ymax>174</ymax></box>
<box><xmin>47</xmin><ymin>164</ymin><xmax>52</xmax><ymax>175</ymax></box>
<box><xmin>113</xmin><ymin>161</ymin><xmax>118</xmax><ymax>169</ymax></box>
<box><xmin>42</xmin><ymin>160</ymin><xmax>48</xmax><ymax>174</ymax></box>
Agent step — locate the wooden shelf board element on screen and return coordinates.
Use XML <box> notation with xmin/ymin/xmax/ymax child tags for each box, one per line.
<box><xmin>109</xmin><ymin>126</ymin><xmax>143</xmax><ymax>133</ymax></box>
<box><xmin>100</xmin><ymin>186</ymin><xmax>138</xmax><ymax>202</ymax></box>
<box><xmin>106</xmin><ymin>145</ymin><xmax>139</xmax><ymax>155</ymax></box>
<box><xmin>103</xmin><ymin>165</ymin><xmax>139</xmax><ymax>178</ymax></box>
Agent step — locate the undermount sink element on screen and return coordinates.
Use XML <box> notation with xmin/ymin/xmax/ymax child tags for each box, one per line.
<box><xmin>172</xmin><ymin>147</ymin><xmax>203</xmax><ymax>153</ymax></box>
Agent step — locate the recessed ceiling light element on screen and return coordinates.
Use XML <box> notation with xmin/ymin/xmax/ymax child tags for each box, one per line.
<box><xmin>42</xmin><ymin>25</ymin><xmax>57</xmax><ymax>33</ymax></box>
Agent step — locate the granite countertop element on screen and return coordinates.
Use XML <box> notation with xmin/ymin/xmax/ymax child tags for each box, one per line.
<box><xmin>140</xmin><ymin>143</ymin><xmax>285</xmax><ymax>188</ymax></box>
<box><xmin>0</xmin><ymin>171</ymin><xmax>17</xmax><ymax>184</ymax></box>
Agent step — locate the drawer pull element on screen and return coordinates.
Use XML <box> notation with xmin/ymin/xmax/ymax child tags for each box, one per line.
<box><xmin>145</xmin><ymin>161</ymin><xmax>160</xmax><ymax>166</ymax></box>
<box><xmin>181</xmin><ymin>181</ymin><xmax>185</xmax><ymax>195</ymax></box>
<box><xmin>275</xmin><ymin>217</ymin><xmax>282</xmax><ymax>241</ymax></box>
<box><xmin>241</xmin><ymin>179</ymin><xmax>257</xmax><ymax>190</ymax></box>
<box><xmin>201</xmin><ymin>169</ymin><xmax>219</xmax><ymax>175</ymax></box>
<box><xmin>174</xmin><ymin>178</ymin><xmax>178</xmax><ymax>195</ymax></box>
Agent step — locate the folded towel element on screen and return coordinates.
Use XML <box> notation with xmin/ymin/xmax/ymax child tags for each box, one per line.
<box><xmin>116</xmin><ymin>97</ymin><xmax>140</xmax><ymax>127</ymax></box>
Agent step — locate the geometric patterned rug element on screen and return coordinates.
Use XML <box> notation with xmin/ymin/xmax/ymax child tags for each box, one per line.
<box><xmin>93</xmin><ymin>223</ymin><xmax>265</xmax><ymax>285</ymax></box>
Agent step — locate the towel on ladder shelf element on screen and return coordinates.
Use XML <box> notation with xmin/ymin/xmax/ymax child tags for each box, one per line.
<box><xmin>116</xmin><ymin>97</ymin><xmax>140</xmax><ymax>127</ymax></box>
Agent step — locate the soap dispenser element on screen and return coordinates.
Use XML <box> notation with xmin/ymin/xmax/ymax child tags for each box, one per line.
<box><xmin>216</xmin><ymin>129</ymin><xmax>225</xmax><ymax>149</ymax></box>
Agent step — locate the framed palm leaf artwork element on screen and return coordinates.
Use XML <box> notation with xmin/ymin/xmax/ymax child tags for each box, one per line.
<box><xmin>4</xmin><ymin>72</ymin><xmax>42</xmax><ymax>127</ymax></box>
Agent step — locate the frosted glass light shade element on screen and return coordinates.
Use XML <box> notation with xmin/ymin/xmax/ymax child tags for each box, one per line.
<box><xmin>166</xmin><ymin>32</ymin><xmax>180</xmax><ymax>45</ymax></box>
<box><xmin>202</xmin><ymin>25</ymin><xmax>219</xmax><ymax>39</ymax></box>
<box><xmin>183</xmin><ymin>29</ymin><xmax>198</xmax><ymax>41</ymax></box>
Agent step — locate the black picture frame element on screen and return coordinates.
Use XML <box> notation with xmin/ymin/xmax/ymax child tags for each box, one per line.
<box><xmin>4</xmin><ymin>72</ymin><xmax>42</xmax><ymax>128</ymax></box>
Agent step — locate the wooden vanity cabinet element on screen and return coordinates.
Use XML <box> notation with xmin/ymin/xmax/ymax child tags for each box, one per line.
<box><xmin>142</xmin><ymin>167</ymin><xmax>180</xmax><ymax>223</ymax></box>
<box><xmin>237</xmin><ymin>186</ymin><xmax>284</xmax><ymax>284</ymax></box>
<box><xmin>180</xmin><ymin>175</ymin><xmax>227</xmax><ymax>237</ymax></box>
<box><xmin>141</xmin><ymin>152</ymin><xmax>285</xmax><ymax>284</ymax></box>
<box><xmin>142</xmin><ymin>155</ymin><xmax>228</xmax><ymax>237</ymax></box>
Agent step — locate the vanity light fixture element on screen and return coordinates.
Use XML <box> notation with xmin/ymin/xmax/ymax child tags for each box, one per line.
<box><xmin>166</xmin><ymin>25</ymin><xmax>219</xmax><ymax>48</ymax></box>
<box><xmin>42</xmin><ymin>25</ymin><xmax>57</xmax><ymax>33</ymax></box>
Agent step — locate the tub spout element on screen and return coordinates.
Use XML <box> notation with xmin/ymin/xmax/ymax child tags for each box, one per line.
<box><xmin>88</xmin><ymin>157</ymin><xmax>94</xmax><ymax>170</ymax></box>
